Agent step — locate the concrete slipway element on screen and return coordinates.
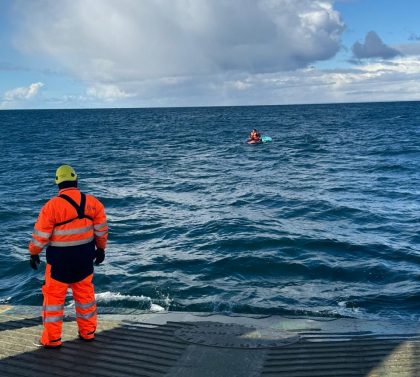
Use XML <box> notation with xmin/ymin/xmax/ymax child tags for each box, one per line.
<box><xmin>0</xmin><ymin>305</ymin><xmax>419</xmax><ymax>377</ymax></box>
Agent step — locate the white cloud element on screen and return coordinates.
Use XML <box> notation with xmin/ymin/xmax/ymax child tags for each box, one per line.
<box><xmin>222</xmin><ymin>56</ymin><xmax>420</xmax><ymax>104</ymax></box>
<box><xmin>79</xmin><ymin>57</ymin><xmax>420</xmax><ymax>107</ymax></box>
<box><xmin>44</xmin><ymin>57</ymin><xmax>420</xmax><ymax>107</ymax></box>
<box><xmin>233</xmin><ymin>80</ymin><xmax>252</xmax><ymax>91</ymax></box>
<box><xmin>86</xmin><ymin>84</ymin><xmax>133</xmax><ymax>101</ymax></box>
<box><xmin>8</xmin><ymin>1</ymin><xmax>420</xmax><ymax>107</ymax></box>
<box><xmin>13</xmin><ymin>0</ymin><xmax>344</xmax><ymax>81</ymax></box>
<box><xmin>4</xmin><ymin>82</ymin><xmax>44</xmax><ymax>101</ymax></box>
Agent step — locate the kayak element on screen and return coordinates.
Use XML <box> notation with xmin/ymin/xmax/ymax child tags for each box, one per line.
<box><xmin>261</xmin><ymin>135</ymin><xmax>272</xmax><ymax>143</ymax></box>
<box><xmin>246</xmin><ymin>139</ymin><xmax>262</xmax><ymax>144</ymax></box>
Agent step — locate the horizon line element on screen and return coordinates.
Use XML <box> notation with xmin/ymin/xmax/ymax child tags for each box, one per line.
<box><xmin>1</xmin><ymin>98</ymin><xmax>419</xmax><ymax>112</ymax></box>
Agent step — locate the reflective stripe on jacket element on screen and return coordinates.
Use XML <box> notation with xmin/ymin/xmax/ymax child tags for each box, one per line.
<box><xmin>29</xmin><ymin>187</ymin><xmax>108</xmax><ymax>255</ymax></box>
<box><xmin>29</xmin><ymin>188</ymin><xmax>108</xmax><ymax>283</ymax></box>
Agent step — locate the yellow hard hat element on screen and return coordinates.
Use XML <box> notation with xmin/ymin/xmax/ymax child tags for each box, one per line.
<box><xmin>55</xmin><ymin>165</ymin><xmax>77</xmax><ymax>185</ymax></box>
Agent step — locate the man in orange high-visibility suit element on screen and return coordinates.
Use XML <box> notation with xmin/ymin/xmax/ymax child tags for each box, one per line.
<box><xmin>29</xmin><ymin>165</ymin><xmax>108</xmax><ymax>348</ymax></box>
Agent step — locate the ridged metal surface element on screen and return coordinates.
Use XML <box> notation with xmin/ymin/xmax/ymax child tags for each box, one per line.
<box><xmin>262</xmin><ymin>332</ymin><xmax>420</xmax><ymax>377</ymax></box>
<box><xmin>1</xmin><ymin>308</ymin><xmax>419</xmax><ymax>377</ymax></box>
<box><xmin>0</xmin><ymin>314</ymin><xmax>188</xmax><ymax>377</ymax></box>
<box><xmin>174</xmin><ymin>321</ymin><xmax>299</xmax><ymax>348</ymax></box>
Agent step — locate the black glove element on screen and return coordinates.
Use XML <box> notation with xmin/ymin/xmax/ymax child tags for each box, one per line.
<box><xmin>94</xmin><ymin>248</ymin><xmax>105</xmax><ymax>266</ymax></box>
<box><xmin>30</xmin><ymin>254</ymin><xmax>40</xmax><ymax>270</ymax></box>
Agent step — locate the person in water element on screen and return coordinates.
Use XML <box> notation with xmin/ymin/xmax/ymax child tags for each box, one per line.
<box><xmin>249</xmin><ymin>129</ymin><xmax>261</xmax><ymax>142</ymax></box>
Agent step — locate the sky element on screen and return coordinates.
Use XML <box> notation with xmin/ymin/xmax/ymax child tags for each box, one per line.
<box><xmin>1</xmin><ymin>0</ymin><xmax>420</xmax><ymax>109</ymax></box>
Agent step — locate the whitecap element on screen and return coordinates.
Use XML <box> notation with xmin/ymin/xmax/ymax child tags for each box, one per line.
<box><xmin>63</xmin><ymin>291</ymin><xmax>170</xmax><ymax>312</ymax></box>
<box><xmin>0</xmin><ymin>296</ymin><xmax>11</xmax><ymax>304</ymax></box>
<box><xmin>150</xmin><ymin>303</ymin><xmax>165</xmax><ymax>312</ymax></box>
<box><xmin>95</xmin><ymin>291</ymin><xmax>152</xmax><ymax>303</ymax></box>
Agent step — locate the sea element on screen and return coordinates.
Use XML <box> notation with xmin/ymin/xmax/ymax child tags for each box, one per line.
<box><xmin>0</xmin><ymin>101</ymin><xmax>419</xmax><ymax>321</ymax></box>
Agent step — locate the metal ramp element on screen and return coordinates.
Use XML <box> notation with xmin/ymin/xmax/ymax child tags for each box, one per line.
<box><xmin>0</xmin><ymin>305</ymin><xmax>419</xmax><ymax>377</ymax></box>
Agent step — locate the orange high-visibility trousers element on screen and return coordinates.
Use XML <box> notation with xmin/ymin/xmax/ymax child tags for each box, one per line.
<box><xmin>41</xmin><ymin>264</ymin><xmax>97</xmax><ymax>347</ymax></box>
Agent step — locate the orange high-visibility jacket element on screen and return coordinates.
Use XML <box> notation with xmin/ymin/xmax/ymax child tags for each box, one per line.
<box><xmin>29</xmin><ymin>187</ymin><xmax>108</xmax><ymax>282</ymax></box>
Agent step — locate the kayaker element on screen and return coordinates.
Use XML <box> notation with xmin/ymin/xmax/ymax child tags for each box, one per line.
<box><xmin>249</xmin><ymin>129</ymin><xmax>261</xmax><ymax>142</ymax></box>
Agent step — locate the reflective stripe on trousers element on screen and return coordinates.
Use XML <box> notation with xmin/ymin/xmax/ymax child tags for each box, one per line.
<box><xmin>77</xmin><ymin>309</ymin><xmax>97</xmax><ymax>319</ymax></box>
<box><xmin>41</xmin><ymin>263</ymin><xmax>97</xmax><ymax>346</ymax></box>
<box><xmin>75</xmin><ymin>300</ymin><xmax>96</xmax><ymax>309</ymax></box>
<box><xmin>44</xmin><ymin>315</ymin><xmax>64</xmax><ymax>323</ymax></box>
<box><xmin>43</xmin><ymin>303</ymin><xmax>65</xmax><ymax>324</ymax></box>
<box><xmin>75</xmin><ymin>299</ymin><xmax>97</xmax><ymax>321</ymax></box>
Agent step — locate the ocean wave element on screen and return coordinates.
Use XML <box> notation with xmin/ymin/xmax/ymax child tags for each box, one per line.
<box><xmin>0</xmin><ymin>297</ymin><xmax>11</xmax><ymax>304</ymax></box>
<box><xmin>66</xmin><ymin>291</ymin><xmax>171</xmax><ymax>312</ymax></box>
<box><xmin>1</xmin><ymin>103</ymin><xmax>419</xmax><ymax>321</ymax></box>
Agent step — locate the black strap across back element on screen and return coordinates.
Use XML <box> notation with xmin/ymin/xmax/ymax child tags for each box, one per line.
<box><xmin>55</xmin><ymin>193</ymin><xmax>94</xmax><ymax>227</ymax></box>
